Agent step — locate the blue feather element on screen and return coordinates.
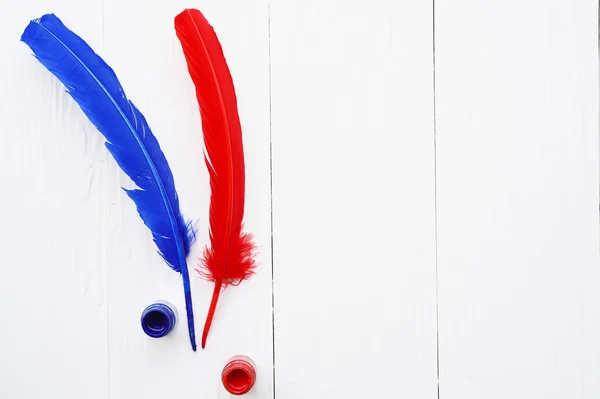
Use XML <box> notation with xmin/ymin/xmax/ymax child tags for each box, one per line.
<box><xmin>21</xmin><ymin>13</ymin><xmax>198</xmax><ymax>351</ymax></box>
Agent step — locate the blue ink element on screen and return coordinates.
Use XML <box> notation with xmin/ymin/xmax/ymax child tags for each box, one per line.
<box><xmin>141</xmin><ymin>301</ymin><xmax>177</xmax><ymax>338</ymax></box>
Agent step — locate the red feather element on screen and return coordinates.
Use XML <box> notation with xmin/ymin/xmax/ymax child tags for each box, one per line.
<box><xmin>175</xmin><ymin>8</ymin><xmax>256</xmax><ymax>349</ymax></box>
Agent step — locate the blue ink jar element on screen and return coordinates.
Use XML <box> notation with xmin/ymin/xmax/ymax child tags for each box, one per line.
<box><xmin>140</xmin><ymin>301</ymin><xmax>177</xmax><ymax>338</ymax></box>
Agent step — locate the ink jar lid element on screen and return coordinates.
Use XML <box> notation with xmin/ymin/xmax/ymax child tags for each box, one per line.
<box><xmin>221</xmin><ymin>355</ymin><xmax>257</xmax><ymax>395</ymax></box>
<box><xmin>140</xmin><ymin>301</ymin><xmax>177</xmax><ymax>338</ymax></box>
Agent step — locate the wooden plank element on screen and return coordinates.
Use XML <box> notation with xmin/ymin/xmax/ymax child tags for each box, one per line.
<box><xmin>101</xmin><ymin>2</ymin><xmax>273</xmax><ymax>398</ymax></box>
<box><xmin>0</xmin><ymin>4</ymin><xmax>108</xmax><ymax>399</ymax></box>
<box><xmin>435</xmin><ymin>1</ymin><xmax>600</xmax><ymax>398</ymax></box>
<box><xmin>270</xmin><ymin>1</ymin><xmax>438</xmax><ymax>397</ymax></box>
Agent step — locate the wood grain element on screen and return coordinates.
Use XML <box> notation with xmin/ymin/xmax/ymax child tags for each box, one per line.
<box><xmin>270</xmin><ymin>1</ymin><xmax>438</xmax><ymax>397</ymax></box>
<box><xmin>436</xmin><ymin>0</ymin><xmax>600</xmax><ymax>397</ymax></box>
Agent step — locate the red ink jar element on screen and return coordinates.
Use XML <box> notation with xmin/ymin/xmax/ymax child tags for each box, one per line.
<box><xmin>221</xmin><ymin>355</ymin><xmax>256</xmax><ymax>395</ymax></box>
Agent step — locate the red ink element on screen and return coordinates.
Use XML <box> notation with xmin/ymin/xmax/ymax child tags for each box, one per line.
<box><xmin>221</xmin><ymin>355</ymin><xmax>256</xmax><ymax>395</ymax></box>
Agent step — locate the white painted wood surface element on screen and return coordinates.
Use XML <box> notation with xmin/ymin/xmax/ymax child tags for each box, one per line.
<box><xmin>269</xmin><ymin>1</ymin><xmax>438</xmax><ymax>398</ymax></box>
<box><xmin>435</xmin><ymin>1</ymin><xmax>600</xmax><ymax>398</ymax></box>
<box><xmin>0</xmin><ymin>0</ymin><xmax>597</xmax><ymax>398</ymax></box>
<box><xmin>1</xmin><ymin>3</ymin><xmax>108</xmax><ymax>398</ymax></box>
<box><xmin>101</xmin><ymin>2</ymin><xmax>272</xmax><ymax>399</ymax></box>
<box><xmin>1</xmin><ymin>1</ymin><xmax>272</xmax><ymax>398</ymax></box>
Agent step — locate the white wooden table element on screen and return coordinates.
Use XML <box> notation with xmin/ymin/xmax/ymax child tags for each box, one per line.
<box><xmin>0</xmin><ymin>0</ymin><xmax>597</xmax><ymax>398</ymax></box>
